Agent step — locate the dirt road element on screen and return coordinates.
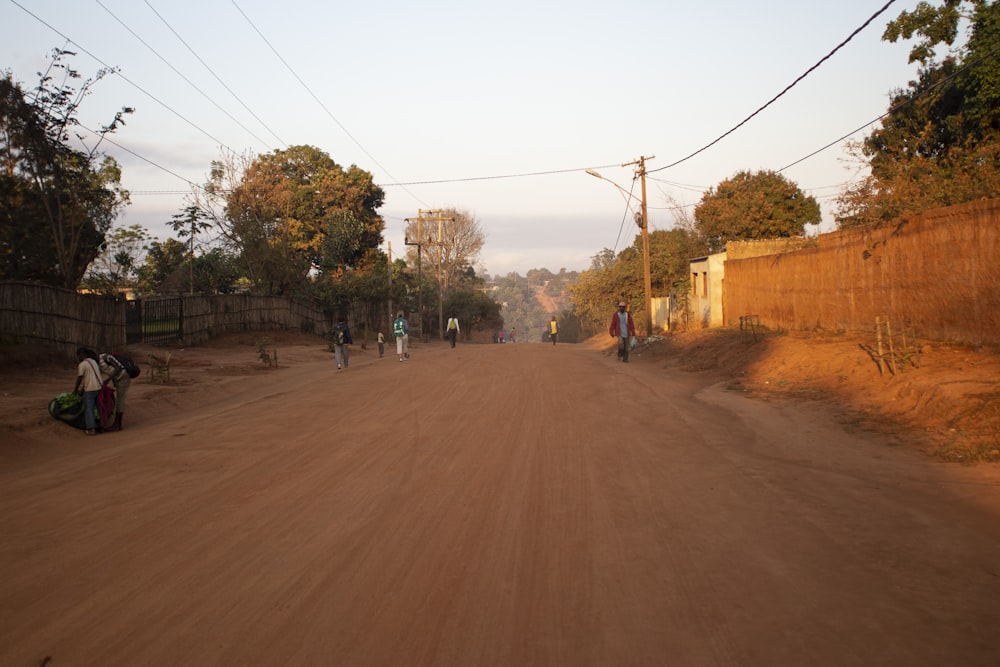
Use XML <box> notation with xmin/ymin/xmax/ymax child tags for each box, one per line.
<box><xmin>2</xmin><ymin>335</ymin><xmax>1000</xmax><ymax>666</ymax></box>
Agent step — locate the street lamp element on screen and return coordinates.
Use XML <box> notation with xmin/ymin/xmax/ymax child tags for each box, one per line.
<box><xmin>586</xmin><ymin>170</ymin><xmax>639</xmax><ymax>217</ymax></box>
<box><xmin>587</xmin><ymin>157</ymin><xmax>655</xmax><ymax>337</ymax></box>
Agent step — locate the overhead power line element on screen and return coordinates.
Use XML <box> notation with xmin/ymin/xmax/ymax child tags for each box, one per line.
<box><xmin>648</xmin><ymin>0</ymin><xmax>898</xmax><ymax>175</ymax></box>
<box><xmin>230</xmin><ymin>0</ymin><xmax>429</xmax><ymax>209</ymax></box>
<box><xmin>775</xmin><ymin>42</ymin><xmax>1000</xmax><ymax>175</ymax></box>
<box><xmin>144</xmin><ymin>0</ymin><xmax>287</xmax><ymax>148</ymax></box>
<box><xmin>77</xmin><ymin>122</ymin><xmax>201</xmax><ymax>190</ymax></box>
<box><xmin>93</xmin><ymin>0</ymin><xmax>275</xmax><ymax>151</ymax></box>
<box><xmin>379</xmin><ymin>164</ymin><xmax>621</xmax><ymax>187</ymax></box>
<box><xmin>9</xmin><ymin>0</ymin><xmax>233</xmax><ymax>152</ymax></box>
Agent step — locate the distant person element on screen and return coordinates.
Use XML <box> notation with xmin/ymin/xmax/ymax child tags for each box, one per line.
<box><xmin>446</xmin><ymin>315</ymin><xmax>460</xmax><ymax>348</ymax></box>
<box><xmin>510</xmin><ymin>327</ymin><xmax>517</xmax><ymax>344</ymax></box>
<box><xmin>549</xmin><ymin>316</ymin><xmax>558</xmax><ymax>346</ymax></box>
<box><xmin>377</xmin><ymin>331</ymin><xmax>385</xmax><ymax>358</ymax></box>
<box><xmin>609</xmin><ymin>301</ymin><xmax>636</xmax><ymax>362</ymax></box>
<box><xmin>333</xmin><ymin>316</ymin><xmax>353</xmax><ymax>369</ymax></box>
<box><xmin>73</xmin><ymin>347</ymin><xmax>102</xmax><ymax>435</ymax></box>
<box><xmin>98</xmin><ymin>352</ymin><xmax>131</xmax><ymax>431</ymax></box>
<box><xmin>498</xmin><ymin>330</ymin><xmax>505</xmax><ymax>344</ymax></box>
<box><xmin>393</xmin><ymin>310</ymin><xmax>410</xmax><ymax>362</ymax></box>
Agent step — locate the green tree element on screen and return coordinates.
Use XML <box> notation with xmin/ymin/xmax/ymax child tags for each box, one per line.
<box><xmin>190</xmin><ymin>248</ymin><xmax>241</xmax><ymax>295</ymax></box>
<box><xmin>837</xmin><ymin>0</ymin><xmax>1000</xmax><ymax>227</ymax></box>
<box><xmin>167</xmin><ymin>205</ymin><xmax>213</xmax><ymax>295</ymax></box>
<box><xmin>136</xmin><ymin>238</ymin><xmax>187</xmax><ymax>294</ymax></box>
<box><xmin>0</xmin><ymin>49</ymin><xmax>132</xmax><ymax>288</ymax></box>
<box><xmin>136</xmin><ymin>238</ymin><xmax>241</xmax><ymax>295</ymax></box>
<box><xmin>695</xmin><ymin>170</ymin><xmax>819</xmax><ymax>253</ymax></box>
<box><xmin>196</xmin><ymin>145</ymin><xmax>385</xmax><ymax>295</ymax></box>
<box><xmin>80</xmin><ymin>224</ymin><xmax>151</xmax><ymax>295</ymax></box>
<box><xmin>568</xmin><ymin>221</ymin><xmax>707</xmax><ymax>338</ymax></box>
<box><xmin>568</xmin><ymin>255</ymin><xmax>616</xmax><ymax>338</ymax></box>
<box><xmin>443</xmin><ymin>286</ymin><xmax>503</xmax><ymax>339</ymax></box>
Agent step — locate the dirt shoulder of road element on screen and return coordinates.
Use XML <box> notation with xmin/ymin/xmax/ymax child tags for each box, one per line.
<box><xmin>625</xmin><ymin>328</ymin><xmax>1000</xmax><ymax>464</ymax></box>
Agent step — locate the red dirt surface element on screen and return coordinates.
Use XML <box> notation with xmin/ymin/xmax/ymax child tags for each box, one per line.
<box><xmin>2</xmin><ymin>331</ymin><xmax>999</xmax><ymax>666</ymax></box>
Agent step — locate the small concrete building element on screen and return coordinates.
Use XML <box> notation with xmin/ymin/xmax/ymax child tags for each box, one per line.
<box><xmin>689</xmin><ymin>252</ymin><xmax>727</xmax><ymax>328</ymax></box>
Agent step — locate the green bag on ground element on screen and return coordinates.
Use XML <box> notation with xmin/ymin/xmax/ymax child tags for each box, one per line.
<box><xmin>49</xmin><ymin>392</ymin><xmax>86</xmax><ymax>429</ymax></box>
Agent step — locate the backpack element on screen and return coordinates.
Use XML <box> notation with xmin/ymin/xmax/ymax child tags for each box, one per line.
<box><xmin>334</xmin><ymin>327</ymin><xmax>347</xmax><ymax>345</ymax></box>
<box><xmin>113</xmin><ymin>353</ymin><xmax>141</xmax><ymax>379</ymax></box>
<box><xmin>393</xmin><ymin>318</ymin><xmax>407</xmax><ymax>337</ymax></box>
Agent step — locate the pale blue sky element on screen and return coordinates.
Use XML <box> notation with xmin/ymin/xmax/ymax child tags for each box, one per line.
<box><xmin>4</xmin><ymin>0</ymin><xmax>937</xmax><ymax>275</ymax></box>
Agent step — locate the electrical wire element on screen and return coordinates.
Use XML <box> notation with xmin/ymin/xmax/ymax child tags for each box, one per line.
<box><xmin>380</xmin><ymin>164</ymin><xmax>621</xmax><ymax>187</ymax></box>
<box><xmin>144</xmin><ymin>0</ymin><xmax>287</xmax><ymax>148</ymax></box>
<box><xmin>93</xmin><ymin>0</ymin><xmax>275</xmax><ymax>151</ymax></box>
<box><xmin>646</xmin><ymin>43</ymin><xmax>1000</xmax><ymax>217</ymax></box>
<box><xmin>230</xmin><ymin>0</ymin><xmax>430</xmax><ymax>210</ymax></box>
<box><xmin>9</xmin><ymin>0</ymin><xmax>233</xmax><ymax>152</ymax></box>
<box><xmin>612</xmin><ymin>179</ymin><xmax>640</xmax><ymax>255</ymax></box>
<box><xmin>648</xmin><ymin>0</ymin><xmax>898</xmax><ymax>175</ymax></box>
<box><xmin>76</xmin><ymin>122</ymin><xmax>202</xmax><ymax>190</ymax></box>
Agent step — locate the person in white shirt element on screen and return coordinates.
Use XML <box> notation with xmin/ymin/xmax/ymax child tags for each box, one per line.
<box><xmin>446</xmin><ymin>315</ymin><xmax>460</xmax><ymax>348</ymax></box>
<box><xmin>73</xmin><ymin>347</ymin><xmax>102</xmax><ymax>435</ymax></box>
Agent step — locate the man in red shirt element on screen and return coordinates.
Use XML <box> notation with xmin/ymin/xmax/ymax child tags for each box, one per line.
<box><xmin>608</xmin><ymin>301</ymin><xmax>636</xmax><ymax>362</ymax></box>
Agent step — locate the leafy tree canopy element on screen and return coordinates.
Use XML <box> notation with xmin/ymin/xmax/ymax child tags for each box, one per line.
<box><xmin>837</xmin><ymin>0</ymin><xmax>1000</xmax><ymax>227</ymax></box>
<box><xmin>0</xmin><ymin>49</ymin><xmax>132</xmax><ymax>288</ymax></box>
<box><xmin>695</xmin><ymin>170</ymin><xmax>819</xmax><ymax>253</ymax></box>
<box><xmin>80</xmin><ymin>224</ymin><xmax>151</xmax><ymax>295</ymax></box>
<box><xmin>443</xmin><ymin>286</ymin><xmax>503</xmax><ymax>338</ymax></box>
<box><xmin>203</xmin><ymin>145</ymin><xmax>385</xmax><ymax>295</ymax></box>
<box><xmin>568</xmin><ymin>226</ymin><xmax>707</xmax><ymax>337</ymax></box>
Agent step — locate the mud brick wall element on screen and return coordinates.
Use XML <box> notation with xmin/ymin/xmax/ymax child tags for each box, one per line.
<box><xmin>723</xmin><ymin>200</ymin><xmax>1000</xmax><ymax>346</ymax></box>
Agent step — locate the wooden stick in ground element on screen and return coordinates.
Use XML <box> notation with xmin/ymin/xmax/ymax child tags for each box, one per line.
<box><xmin>875</xmin><ymin>317</ymin><xmax>884</xmax><ymax>376</ymax></box>
<box><xmin>886</xmin><ymin>318</ymin><xmax>897</xmax><ymax>375</ymax></box>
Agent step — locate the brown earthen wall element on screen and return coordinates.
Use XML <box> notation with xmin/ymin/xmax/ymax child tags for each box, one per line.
<box><xmin>723</xmin><ymin>200</ymin><xmax>1000</xmax><ymax>346</ymax></box>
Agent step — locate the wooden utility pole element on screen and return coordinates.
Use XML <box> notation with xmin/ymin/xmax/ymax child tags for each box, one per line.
<box><xmin>404</xmin><ymin>209</ymin><xmax>453</xmax><ymax>340</ymax></box>
<box><xmin>623</xmin><ymin>155</ymin><xmax>655</xmax><ymax>337</ymax></box>
<box><xmin>404</xmin><ymin>211</ymin><xmax>432</xmax><ymax>338</ymax></box>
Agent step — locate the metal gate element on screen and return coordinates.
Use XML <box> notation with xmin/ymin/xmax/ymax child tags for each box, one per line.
<box><xmin>126</xmin><ymin>298</ymin><xmax>182</xmax><ymax>344</ymax></box>
<box><xmin>125</xmin><ymin>300</ymin><xmax>143</xmax><ymax>344</ymax></box>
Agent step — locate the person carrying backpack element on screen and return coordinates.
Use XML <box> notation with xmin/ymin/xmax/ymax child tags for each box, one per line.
<box><xmin>99</xmin><ymin>352</ymin><xmax>133</xmax><ymax>431</ymax></box>
<box><xmin>332</xmin><ymin>317</ymin><xmax>353</xmax><ymax>369</ymax></box>
<box><xmin>393</xmin><ymin>311</ymin><xmax>410</xmax><ymax>362</ymax></box>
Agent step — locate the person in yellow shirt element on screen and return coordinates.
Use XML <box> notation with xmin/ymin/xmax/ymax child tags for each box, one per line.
<box><xmin>548</xmin><ymin>316</ymin><xmax>558</xmax><ymax>345</ymax></box>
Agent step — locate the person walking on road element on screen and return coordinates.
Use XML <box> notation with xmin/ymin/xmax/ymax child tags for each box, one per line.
<box><xmin>609</xmin><ymin>301</ymin><xmax>636</xmax><ymax>362</ymax></box>
<box><xmin>446</xmin><ymin>315</ymin><xmax>460</xmax><ymax>348</ymax></box>
<box><xmin>548</xmin><ymin>316</ymin><xmax>558</xmax><ymax>345</ymax></box>
<box><xmin>377</xmin><ymin>331</ymin><xmax>385</xmax><ymax>358</ymax></box>
<box><xmin>333</xmin><ymin>316</ymin><xmax>353</xmax><ymax>369</ymax></box>
<box><xmin>393</xmin><ymin>311</ymin><xmax>410</xmax><ymax>362</ymax></box>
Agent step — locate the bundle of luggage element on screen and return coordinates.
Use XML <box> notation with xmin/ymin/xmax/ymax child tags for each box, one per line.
<box><xmin>48</xmin><ymin>387</ymin><xmax>116</xmax><ymax>431</ymax></box>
